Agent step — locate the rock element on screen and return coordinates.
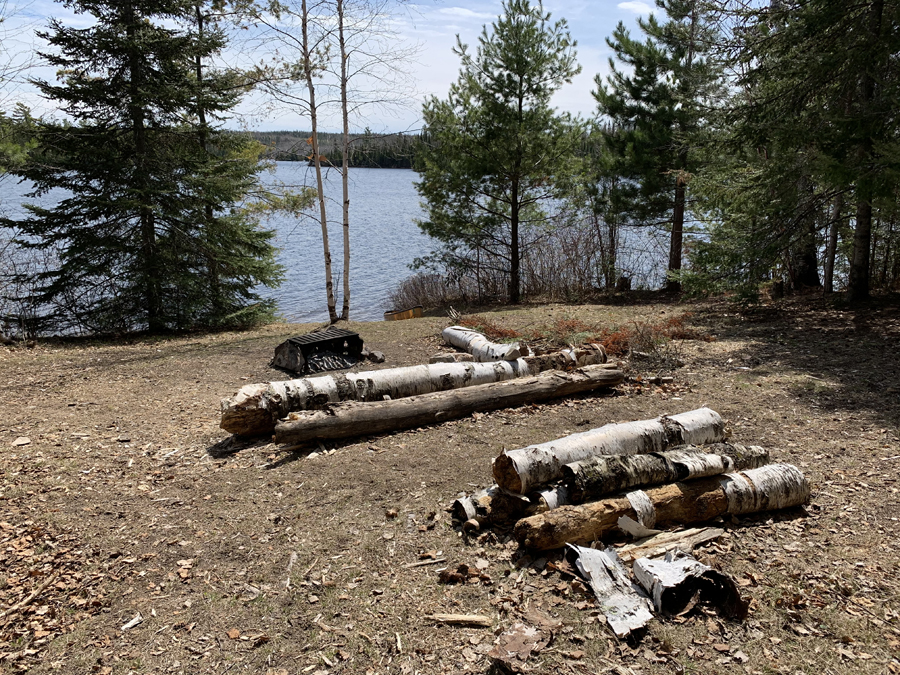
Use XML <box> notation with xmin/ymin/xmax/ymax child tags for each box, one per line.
<box><xmin>12</xmin><ymin>437</ymin><xmax>31</xmax><ymax>446</ymax></box>
<box><xmin>366</xmin><ymin>350</ymin><xmax>386</xmax><ymax>363</ymax></box>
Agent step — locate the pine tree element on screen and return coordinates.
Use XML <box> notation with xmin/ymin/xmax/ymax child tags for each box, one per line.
<box><xmin>415</xmin><ymin>0</ymin><xmax>582</xmax><ymax>304</ymax></box>
<box><xmin>8</xmin><ymin>0</ymin><xmax>283</xmax><ymax>333</ymax></box>
<box><xmin>594</xmin><ymin>0</ymin><xmax>722</xmax><ymax>292</ymax></box>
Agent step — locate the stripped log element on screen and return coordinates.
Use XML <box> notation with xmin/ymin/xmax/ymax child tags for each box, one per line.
<box><xmin>222</xmin><ymin>348</ymin><xmax>613</xmax><ymax>436</ymax></box>
<box><xmin>493</xmin><ymin>408</ymin><xmax>725</xmax><ymax>495</ymax></box>
<box><xmin>563</xmin><ymin>444</ymin><xmax>769</xmax><ymax>502</ymax></box>
<box><xmin>274</xmin><ymin>365</ymin><xmax>625</xmax><ymax>445</ymax></box>
<box><xmin>442</xmin><ymin>325</ymin><xmax>529</xmax><ymax>361</ymax></box>
<box><xmin>514</xmin><ymin>463</ymin><xmax>809</xmax><ymax>550</ymax></box>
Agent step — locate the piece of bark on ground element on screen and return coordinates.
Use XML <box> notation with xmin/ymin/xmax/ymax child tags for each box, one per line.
<box><xmin>563</xmin><ymin>444</ymin><xmax>770</xmax><ymax>502</ymax></box>
<box><xmin>487</xmin><ymin>622</ymin><xmax>550</xmax><ymax>673</ymax></box>
<box><xmin>222</xmin><ymin>347</ymin><xmax>612</xmax><ymax>436</ymax></box>
<box><xmin>566</xmin><ymin>544</ymin><xmax>653</xmax><ymax>639</ymax></box>
<box><xmin>273</xmin><ymin>365</ymin><xmax>624</xmax><ymax>445</ymax></box>
<box><xmin>515</xmin><ymin>463</ymin><xmax>810</xmax><ymax>550</ymax></box>
<box><xmin>493</xmin><ymin>408</ymin><xmax>726</xmax><ymax>495</ymax></box>
<box><xmin>442</xmin><ymin>325</ymin><xmax>529</xmax><ymax>361</ymax></box>
<box><xmin>615</xmin><ymin>527</ymin><xmax>725</xmax><ymax>564</ymax></box>
<box><xmin>633</xmin><ymin>549</ymin><xmax>749</xmax><ymax>620</ymax></box>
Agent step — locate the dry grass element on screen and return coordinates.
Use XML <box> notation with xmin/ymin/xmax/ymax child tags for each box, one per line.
<box><xmin>1</xmin><ymin>297</ymin><xmax>899</xmax><ymax>674</ymax></box>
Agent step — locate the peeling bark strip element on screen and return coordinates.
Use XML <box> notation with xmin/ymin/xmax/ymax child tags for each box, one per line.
<box><xmin>222</xmin><ymin>347</ymin><xmax>612</xmax><ymax>436</ymax></box>
<box><xmin>493</xmin><ymin>408</ymin><xmax>725</xmax><ymax>495</ymax></box>
<box><xmin>514</xmin><ymin>463</ymin><xmax>809</xmax><ymax>550</ymax></box>
<box><xmin>633</xmin><ymin>550</ymin><xmax>749</xmax><ymax>620</ymax></box>
<box><xmin>442</xmin><ymin>325</ymin><xmax>529</xmax><ymax>361</ymax></box>
<box><xmin>273</xmin><ymin>365</ymin><xmax>624</xmax><ymax>445</ymax></box>
<box><xmin>566</xmin><ymin>545</ymin><xmax>653</xmax><ymax>639</ymax></box>
<box><xmin>563</xmin><ymin>444</ymin><xmax>769</xmax><ymax>502</ymax></box>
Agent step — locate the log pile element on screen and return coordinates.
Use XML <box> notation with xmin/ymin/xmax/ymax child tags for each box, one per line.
<box><xmin>220</xmin><ymin>326</ymin><xmax>619</xmax><ymax>437</ymax></box>
<box><xmin>451</xmin><ymin>407</ymin><xmax>810</xmax><ymax>551</ymax></box>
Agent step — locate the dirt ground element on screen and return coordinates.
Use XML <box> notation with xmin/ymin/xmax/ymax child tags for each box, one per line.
<box><xmin>1</xmin><ymin>296</ymin><xmax>900</xmax><ymax>675</ymax></box>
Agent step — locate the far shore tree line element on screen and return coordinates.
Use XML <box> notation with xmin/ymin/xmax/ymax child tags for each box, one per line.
<box><xmin>0</xmin><ymin>0</ymin><xmax>898</xmax><ymax>341</ymax></box>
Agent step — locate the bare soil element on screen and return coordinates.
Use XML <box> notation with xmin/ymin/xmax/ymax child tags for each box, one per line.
<box><xmin>1</xmin><ymin>297</ymin><xmax>899</xmax><ymax>675</ymax></box>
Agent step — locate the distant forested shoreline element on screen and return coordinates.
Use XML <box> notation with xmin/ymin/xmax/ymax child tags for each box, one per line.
<box><xmin>249</xmin><ymin>130</ymin><xmax>422</xmax><ymax>169</ymax></box>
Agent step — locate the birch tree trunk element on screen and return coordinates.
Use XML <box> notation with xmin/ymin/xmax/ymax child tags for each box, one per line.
<box><xmin>442</xmin><ymin>326</ymin><xmax>528</xmax><ymax>361</ymax></box>
<box><xmin>303</xmin><ymin>0</ymin><xmax>338</xmax><ymax>324</ymax></box>
<box><xmin>221</xmin><ymin>347</ymin><xmax>613</xmax><ymax>436</ymax></box>
<box><xmin>515</xmin><ymin>463</ymin><xmax>809</xmax><ymax>550</ymax></box>
<box><xmin>492</xmin><ymin>408</ymin><xmax>725</xmax><ymax>494</ymax></box>
<box><xmin>563</xmin><ymin>444</ymin><xmax>769</xmax><ymax>502</ymax></box>
<box><xmin>338</xmin><ymin>0</ymin><xmax>351</xmax><ymax>321</ymax></box>
<box><xmin>274</xmin><ymin>365</ymin><xmax>624</xmax><ymax>444</ymax></box>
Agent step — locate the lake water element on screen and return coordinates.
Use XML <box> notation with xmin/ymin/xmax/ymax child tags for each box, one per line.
<box><xmin>260</xmin><ymin>163</ymin><xmax>432</xmax><ymax>322</ymax></box>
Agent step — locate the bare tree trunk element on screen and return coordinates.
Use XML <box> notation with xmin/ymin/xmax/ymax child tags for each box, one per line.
<box><xmin>303</xmin><ymin>0</ymin><xmax>338</xmax><ymax>323</ymax></box>
<box><xmin>515</xmin><ymin>463</ymin><xmax>810</xmax><ymax>550</ymax></box>
<box><xmin>273</xmin><ymin>365</ymin><xmax>624</xmax><ymax>444</ymax></box>
<box><xmin>338</xmin><ymin>0</ymin><xmax>351</xmax><ymax>321</ymax></box>
<box><xmin>823</xmin><ymin>193</ymin><xmax>843</xmax><ymax>293</ymax></box>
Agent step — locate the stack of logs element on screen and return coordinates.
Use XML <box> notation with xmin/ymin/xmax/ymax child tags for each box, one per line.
<box><xmin>220</xmin><ymin>326</ymin><xmax>624</xmax><ymax>440</ymax></box>
<box><xmin>454</xmin><ymin>407</ymin><xmax>811</xmax><ymax>551</ymax></box>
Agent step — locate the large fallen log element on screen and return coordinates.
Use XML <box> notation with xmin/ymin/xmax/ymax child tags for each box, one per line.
<box><xmin>514</xmin><ymin>463</ymin><xmax>809</xmax><ymax>550</ymax></box>
<box><xmin>442</xmin><ymin>325</ymin><xmax>529</xmax><ymax>361</ymax></box>
<box><xmin>273</xmin><ymin>365</ymin><xmax>624</xmax><ymax>445</ymax></box>
<box><xmin>221</xmin><ymin>346</ymin><xmax>612</xmax><ymax>436</ymax></box>
<box><xmin>493</xmin><ymin>408</ymin><xmax>725</xmax><ymax>494</ymax></box>
<box><xmin>563</xmin><ymin>443</ymin><xmax>769</xmax><ymax>502</ymax></box>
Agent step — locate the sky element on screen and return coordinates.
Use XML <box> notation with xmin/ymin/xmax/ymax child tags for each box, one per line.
<box><xmin>3</xmin><ymin>0</ymin><xmax>658</xmax><ymax>134</ymax></box>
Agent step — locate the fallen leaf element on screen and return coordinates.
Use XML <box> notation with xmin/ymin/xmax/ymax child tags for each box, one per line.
<box><xmin>227</xmin><ymin>628</ymin><xmax>241</xmax><ymax>639</ymax></box>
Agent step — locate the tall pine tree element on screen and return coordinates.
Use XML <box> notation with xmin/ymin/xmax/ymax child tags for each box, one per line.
<box><xmin>594</xmin><ymin>0</ymin><xmax>722</xmax><ymax>292</ymax></box>
<box><xmin>9</xmin><ymin>0</ymin><xmax>283</xmax><ymax>333</ymax></box>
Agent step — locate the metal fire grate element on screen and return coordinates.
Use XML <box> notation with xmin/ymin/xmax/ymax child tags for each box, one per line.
<box><xmin>273</xmin><ymin>327</ymin><xmax>364</xmax><ymax>374</ymax></box>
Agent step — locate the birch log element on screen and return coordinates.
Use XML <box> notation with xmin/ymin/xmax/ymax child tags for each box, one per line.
<box><xmin>273</xmin><ymin>365</ymin><xmax>624</xmax><ymax>445</ymax></box>
<box><xmin>493</xmin><ymin>408</ymin><xmax>725</xmax><ymax>495</ymax></box>
<box><xmin>515</xmin><ymin>463</ymin><xmax>809</xmax><ymax>550</ymax></box>
<box><xmin>442</xmin><ymin>325</ymin><xmax>529</xmax><ymax>361</ymax></box>
<box><xmin>222</xmin><ymin>347</ymin><xmax>612</xmax><ymax>436</ymax></box>
<box><xmin>563</xmin><ymin>444</ymin><xmax>769</xmax><ymax>502</ymax></box>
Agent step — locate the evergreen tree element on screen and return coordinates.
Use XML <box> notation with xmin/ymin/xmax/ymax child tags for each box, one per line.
<box><xmin>415</xmin><ymin>0</ymin><xmax>582</xmax><ymax>304</ymax></box>
<box><xmin>708</xmin><ymin>0</ymin><xmax>900</xmax><ymax>302</ymax></box>
<box><xmin>8</xmin><ymin>0</ymin><xmax>284</xmax><ymax>333</ymax></box>
<box><xmin>594</xmin><ymin>0</ymin><xmax>722</xmax><ymax>292</ymax></box>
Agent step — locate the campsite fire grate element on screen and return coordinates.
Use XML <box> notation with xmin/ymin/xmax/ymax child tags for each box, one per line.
<box><xmin>272</xmin><ymin>327</ymin><xmax>364</xmax><ymax>374</ymax></box>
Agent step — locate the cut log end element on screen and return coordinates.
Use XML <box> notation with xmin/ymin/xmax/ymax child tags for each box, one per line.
<box><xmin>492</xmin><ymin>453</ymin><xmax>523</xmax><ymax>495</ymax></box>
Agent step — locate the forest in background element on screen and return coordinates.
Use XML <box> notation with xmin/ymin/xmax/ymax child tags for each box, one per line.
<box><xmin>250</xmin><ymin>130</ymin><xmax>421</xmax><ymax>169</ymax></box>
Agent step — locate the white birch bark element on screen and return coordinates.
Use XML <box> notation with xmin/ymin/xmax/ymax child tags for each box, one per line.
<box><xmin>442</xmin><ymin>326</ymin><xmax>528</xmax><ymax>361</ymax></box>
<box><xmin>566</xmin><ymin>545</ymin><xmax>653</xmax><ymax>638</ymax></box>
<box><xmin>221</xmin><ymin>359</ymin><xmax>532</xmax><ymax>435</ymax></box>
<box><xmin>493</xmin><ymin>408</ymin><xmax>725</xmax><ymax>494</ymax></box>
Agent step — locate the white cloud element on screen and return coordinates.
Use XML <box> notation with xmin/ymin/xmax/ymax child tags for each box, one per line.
<box><xmin>437</xmin><ymin>7</ymin><xmax>495</xmax><ymax>20</ymax></box>
<box><xmin>617</xmin><ymin>1</ymin><xmax>653</xmax><ymax>14</ymax></box>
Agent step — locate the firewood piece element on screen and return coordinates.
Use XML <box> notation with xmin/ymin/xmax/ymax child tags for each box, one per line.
<box><xmin>616</xmin><ymin>527</ymin><xmax>725</xmax><ymax>564</ymax></box>
<box><xmin>442</xmin><ymin>325</ymin><xmax>529</xmax><ymax>361</ymax></box>
<box><xmin>566</xmin><ymin>545</ymin><xmax>653</xmax><ymax>638</ymax></box>
<box><xmin>452</xmin><ymin>486</ymin><xmax>532</xmax><ymax>526</ymax></box>
<box><xmin>514</xmin><ymin>463</ymin><xmax>809</xmax><ymax>550</ymax></box>
<box><xmin>563</xmin><ymin>444</ymin><xmax>770</xmax><ymax>502</ymax></box>
<box><xmin>493</xmin><ymin>408</ymin><xmax>725</xmax><ymax>494</ymax></box>
<box><xmin>426</xmin><ymin>614</ymin><xmax>492</xmax><ymax>627</ymax></box>
<box><xmin>273</xmin><ymin>365</ymin><xmax>624</xmax><ymax>445</ymax></box>
<box><xmin>430</xmin><ymin>352</ymin><xmax>475</xmax><ymax>363</ymax></box>
<box><xmin>633</xmin><ymin>549</ymin><xmax>749</xmax><ymax>619</ymax></box>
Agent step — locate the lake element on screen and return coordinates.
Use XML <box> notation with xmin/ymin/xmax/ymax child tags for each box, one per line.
<box><xmin>260</xmin><ymin>163</ymin><xmax>432</xmax><ymax>322</ymax></box>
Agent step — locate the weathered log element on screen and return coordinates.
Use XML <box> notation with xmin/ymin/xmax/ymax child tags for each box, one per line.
<box><xmin>442</xmin><ymin>325</ymin><xmax>529</xmax><ymax>361</ymax></box>
<box><xmin>274</xmin><ymin>365</ymin><xmax>625</xmax><ymax>445</ymax></box>
<box><xmin>493</xmin><ymin>408</ymin><xmax>725</xmax><ymax>495</ymax></box>
<box><xmin>222</xmin><ymin>347</ymin><xmax>613</xmax><ymax>436</ymax></box>
<box><xmin>563</xmin><ymin>444</ymin><xmax>769</xmax><ymax>502</ymax></box>
<box><xmin>514</xmin><ymin>463</ymin><xmax>809</xmax><ymax>550</ymax></box>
